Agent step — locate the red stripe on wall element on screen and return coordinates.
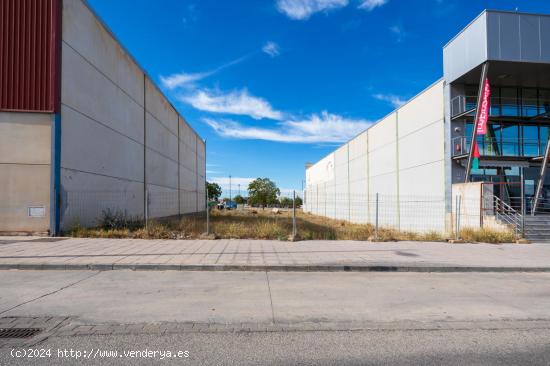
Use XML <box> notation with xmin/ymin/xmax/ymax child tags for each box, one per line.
<box><xmin>0</xmin><ymin>0</ymin><xmax>60</xmax><ymax>112</ymax></box>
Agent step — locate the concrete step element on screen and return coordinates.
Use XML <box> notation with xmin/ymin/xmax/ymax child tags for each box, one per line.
<box><xmin>525</xmin><ymin>234</ymin><xmax>550</xmax><ymax>241</ymax></box>
<box><xmin>524</xmin><ymin>217</ymin><xmax>550</xmax><ymax>222</ymax></box>
<box><xmin>526</xmin><ymin>240</ymin><xmax>550</xmax><ymax>243</ymax></box>
<box><xmin>524</xmin><ymin>226</ymin><xmax>550</xmax><ymax>231</ymax></box>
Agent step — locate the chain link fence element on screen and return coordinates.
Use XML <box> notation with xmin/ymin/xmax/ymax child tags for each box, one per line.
<box><xmin>60</xmin><ymin>188</ymin><xmax>516</xmax><ymax>241</ymax></box>
<box><xmin>61</xmin><ymin>189</ymin><xmax>205</xmax><ymax>232</ymax></box>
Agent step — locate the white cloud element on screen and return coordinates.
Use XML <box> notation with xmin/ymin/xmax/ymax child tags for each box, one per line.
<box><xmin>181</xmin><ymin>89</ymin><xmax>284</xmax><ymax>120</ymax></box>
<box><xmin>389</xmin><ymin>24</ymin><xmax>405</xmax><ymax>42</ymax></box>
<box><xmin>262</xmin><ymin>41</ymin><xmax>281</xmax><ymax>57</ymax></box>
<box><xmin>358</xmin><ymin>0</ymin><xmax>387</xmax><ymax>11</ymax></box>
<box><xmin>204</xmin><ymin>111</ymin><xmax>371</xmax><ymax>144</ymax></box>
<box><xmin>276</xmin><ymin>0</ymin><xmax>348</xmax><ymax>20</ymax></box>
<box><xmin>160</xmin><ymin>71</ymin><xmax>213</xmax><ymax>90</ymax></box>
<box><xmin>160</xmin><ymin>56</ymin><xmax>249</xmax><ymax>90</ymax></box>
<box><xmin>373</xmin><ymin>93</ymin><xmax>407</xmax><ymax>108</ymax></box>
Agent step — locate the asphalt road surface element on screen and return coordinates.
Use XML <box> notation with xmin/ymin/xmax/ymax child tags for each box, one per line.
<box><xmin>1</xmin><ymin>270</ymin><xmax>550</xmax><ymax>365</ymax></box>
<box><xmin>2</xmin><ymin>327</ymin><xmax>550</xmax><ymax>365</ymax></box>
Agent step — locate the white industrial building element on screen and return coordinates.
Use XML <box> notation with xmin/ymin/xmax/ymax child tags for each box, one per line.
<box><xmin>305</xmin><ymin>10</ymin><xmax>550</xmax><ymax>240</ymax></box>
<box><xmin>0</xmin><ymin>0</ymin><xmax>205</xmax><ymax>235</ymax></box>
<box><xmin>305</xmin><ymin>80</ymin><xmax>447</xmax><ymax>232</ymax></box>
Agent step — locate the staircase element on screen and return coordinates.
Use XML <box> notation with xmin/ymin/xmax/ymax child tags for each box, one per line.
<box><xmin>524</xmin><ymin>216</ymin><xmax>550</xmax><ymax>243</ymax></box>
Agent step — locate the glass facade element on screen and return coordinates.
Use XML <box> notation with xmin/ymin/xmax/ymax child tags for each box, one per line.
<box><xmin>453</xmin><ymin>86</ymin><xmax>550</xmax><ymax>209</ymax></box>
<box><xmin>453</xmin><ymin>86</ymin><xmax>550</xmax><ymax>159</ymax></box>
<box><xmin>462</xmin><ymin>86</ymin><xmax>550</xmax><ymax>118</ymax></box>
<box><xmin>455</xmin><ymin>123</ymin><xmax>549</xmax><ymax>158</ymax></box>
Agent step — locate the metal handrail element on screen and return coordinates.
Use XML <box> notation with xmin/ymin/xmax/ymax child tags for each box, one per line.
<box><xmin>451</xmin><ymin>94</ymin><xmax>550</xmax><ymax>118</ymax></box>
<box><xmin>484</xmin><ymin>195</ymin><xmax>522</xmax><ymax>236</ymax></box>
<box><xmin>530</xmin><ymin>197</ymin><xmax>550</xmax><ymax>215</ymax></box>
<box><xmin>451</xmin><ymin>136</ymin><xmax>542</xmax><ymax>157</ymax></box>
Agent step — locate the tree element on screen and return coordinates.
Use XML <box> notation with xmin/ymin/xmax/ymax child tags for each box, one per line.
<box><xmin>280</xmin><ymin>196</ymin><xmax>303</xmax><ymax>208</ymax></box>
<box><xmin>247</xmin><ymin>178</ymin><xmax>280</xmax><ymax>208</ymax></box>
<box><xmin>206</xmin><ymin>182</ymin><xmax>222</xmax><ymax>201</ymax></box>
<box><xmin>279</xmin><ymin>197</ymin><xmax>293</xmax><ymax>208</ymax></box>
<box><xmin>234</xmin><ymin>195</ymin><xmax>247</xmax><ymax>204</ymax></box>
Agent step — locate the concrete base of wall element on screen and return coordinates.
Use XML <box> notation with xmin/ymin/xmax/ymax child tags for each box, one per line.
<box><xmin>0</xmin><ymin>112</ymin><xmax>52</xmax><ymax>233</ymax></box>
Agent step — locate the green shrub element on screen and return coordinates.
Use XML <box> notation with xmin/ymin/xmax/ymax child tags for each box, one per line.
<box><xmin>97</xmin><ymin>208</ymin><xmax>143</xmax><ymax>230</ymax></box>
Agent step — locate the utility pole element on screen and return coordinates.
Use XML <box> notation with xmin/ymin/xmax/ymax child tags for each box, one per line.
<box><xmin>238</xmin><ymin>184</ymin><xmax>241</xmax><ymax>197</ymax></box>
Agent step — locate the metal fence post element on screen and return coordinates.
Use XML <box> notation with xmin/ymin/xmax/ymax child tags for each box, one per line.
<box><xmin>145</xmin><ymin>189</ymin><xmax>149</xmax><ymax>230</ymax></box>
<box><xmin>456</xmin><ymin>196</ymin><xmax>462</xmax><ymax>240</ymax></box>
<box><xmin>455</xmin><ymin>196</ymin><xmax>458</xmax><ymax>240</ymax></box>
<box><xmin>206</xmin><ymin>191</ymin><xmax>210</xmax><ymax>235</ymax></box>
<box><xmin>324</xmin><ymin>182</ymin><xmax>327</xmax><ymax>217</ymax></box>
<box><xmin>292</xmin><ymin>190</ymin><xmax>297</xmax><ymax>239</ymax></box>
<box><xmin>520</xmin><ymin>167</ymin><xmax>525</xmax><ymax>237</ymax></box>
<box><xmin>375</xmin><ymin>193</ymin><xmax>379</xmax><ymax>240</ymax></box>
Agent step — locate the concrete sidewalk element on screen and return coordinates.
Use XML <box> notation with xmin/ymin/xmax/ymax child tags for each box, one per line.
<box><xmin>1</xmin><ymin>237</ymin><xmax>550</xmax><ymax>272</ymax></box>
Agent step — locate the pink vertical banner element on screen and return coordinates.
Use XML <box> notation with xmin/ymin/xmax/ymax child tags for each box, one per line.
<box><xmin>476</xmin><ymin>78</ymin><xmax>491</xmax><ymax>135</ymax></box>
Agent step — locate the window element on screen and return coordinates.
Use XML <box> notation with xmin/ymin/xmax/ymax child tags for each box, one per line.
<box><xmin>539</xmin><ymin>90</ymin><xmax>550</xmax><ymax>116</ymax></box>
<box><xmin>490</xmin><ymin>87</ymin><xmax>501</xmax><ymax>116</ymax></box>
<box><xmin>522</xmin><ymin>89</ymin><xmax>538</xmax><ymax>117</ymax></box>
<box><xmin>522</xmin><ymin>125</ymin><xmax>538</xmax><ymax>156</ymax></box>
<box><xmin>501</xmin><ymin>88</ymin><xmax>519</xmax><ymax>117</ymax></box>
<box><xmin>486</xmin><ymin>124</ymin><xmax>501</xmax><ymax>156</ymax></box>
<box><xmin>501</xmin><ymin>125</ymin><xmax>519</xmax><ymax>155</ymax></box>
<box><xmin>465</xmin><ymin>85</ymin><xmax>478</xmax><ymax>111</ymax></box>
<box><xmin>541</xmin><ymin>126</ymin><xmax>550</xmax><ymax>155</ymax></box>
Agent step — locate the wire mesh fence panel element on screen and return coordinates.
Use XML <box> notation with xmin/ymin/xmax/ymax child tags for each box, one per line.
<box><xmin>147</xmin><ymin>190</ymin><xmax>179</xmax><ymax>219</ymax></box>
<box><xmin>395</xmin><ymin>196</ymin><xmax>446</xmax><ymax>233</ymax></box>
<box><xmin>58</xmin><ymin>186</ymin><xmax>518</xmax><ymax>240</ymax></box>
<box><xmin>302</xmin><ymin>191</ymin><xmax>448</xmax><ymax>234</ymax></box>
<box><xmin>62</xmin><ymin>190</ymin><xmax>143</xmax><ymax>230</ymax></box>
<box><xmin>62</xmin><ymin>189</ymin><xmax>205</xmax><ymax>232</ymax></box>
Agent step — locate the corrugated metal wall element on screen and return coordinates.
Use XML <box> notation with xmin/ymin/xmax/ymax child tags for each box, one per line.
<box><xmin>0</xmin><ymin>0</ymin><xmax>60</xmax><ymax>112</ymax></box>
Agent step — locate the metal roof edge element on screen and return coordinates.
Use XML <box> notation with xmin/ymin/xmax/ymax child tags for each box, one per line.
<box><xmin>444</xmin><ymin>9</ymin><xmax>550</xmax><ymax>50</ymax></box>
<box><xmin>443</xmin><ymin>10</ymin><xmax>487</xmax><ymax>50</ymax></box>
<box><xmin>306</xmin><ymin>77</ymin><xmax>445</xmax><ymax>172</ymax></box>
<box><xmin>78</xmin><ymin>0</ymin><xmax>203</xmax><ymax>142</ymax></box>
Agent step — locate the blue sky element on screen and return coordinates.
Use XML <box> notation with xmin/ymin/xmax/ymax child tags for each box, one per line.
<box><xmin>88</xmin><ymin>0</ymin><xmax>550</xmax><ymax>196</ymax></box>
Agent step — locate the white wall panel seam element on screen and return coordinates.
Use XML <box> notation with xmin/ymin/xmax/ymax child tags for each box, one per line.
<box><xmin>395</xmin><ymin>110</ymin><xmax>400</xmax><ymax>230</ymax></box>
<box><xmin>399</xmin><ymin>159</ymin><xmax>445</xmax><ymax>172</ymax></box>
<box><xmin>143</xmin><ymin>182</ymin><xmax>181</xmax><ymax>191</ymax></box>
<box><xmin>146</xmin><ymin>110</ymin><xmax>178</xmax><ymax>140</ymax></box>
<box><xmin>62</xmin><ymin>40</ymin><xmax>144</xmax><ymax>109</ymax></box>
<box><xmin>76</xmin><ymin>0</ymin><xmax>203</xmax><ymax>141</ymax></box>
<box><xmin>60</xmin><ymin>167</ymin><xmax>144</xmax><ymax>184</ymax></box>
<box><xmin>396</xmin><ymin>118</ymin><xmax>444</xmax><ymax>140</ymax></box>
<box><xmin>0</xmin><ymin>162</ymin><xmax>50</xmax><ymax>167</ymax></box>
<box><xmin>61</xmin><ymin>103</ymin><xmax>144</xmax><ymax>148</ymax></box>
<box><xmin>145</xmin><ymin>146</ymin><xmax>179</xmax><ymax>166</ymax></box>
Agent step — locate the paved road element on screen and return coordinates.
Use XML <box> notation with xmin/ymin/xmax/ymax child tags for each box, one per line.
<box><xmin>1</xmin><ymin>237</ymin><xmax>550</xmax><ymax>271</ymax></box>
<box><xmin>3</xmin><ymin>270</ymin><xmax>550</xmax><ymax>324</ymax></box>
<box><xmin>2</xmin><ymin>328</ymin><xmax>550</xmax><ymax>365</ymax></box>
<box><xmin>2</xmin><ymin>270</ymin><xmax>550</xmax><ymax>364</ymax></box>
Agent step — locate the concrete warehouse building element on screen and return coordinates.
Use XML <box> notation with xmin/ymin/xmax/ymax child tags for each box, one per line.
<box><xmin>304</xmin><ymin>10</ymin><xmax>550</xmax><ymax>239</ymax></box>
<box><xmin>0</xmin><ymin>0</ymin><xmax>206</xmax><ymax>235</ymax></box>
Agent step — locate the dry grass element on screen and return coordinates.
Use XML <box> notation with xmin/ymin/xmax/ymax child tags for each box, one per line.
<box><xmin>459</xmin><ymin>227</ymin><xmax>516</xmax><ymax>244</ymax></box>
<box><xmin>67</xmin><ymin>208</ymin><xmax>515</xmax><ymax>243</ymax></box>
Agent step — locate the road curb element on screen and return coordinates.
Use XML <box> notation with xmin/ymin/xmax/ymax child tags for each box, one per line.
<box><xmin>1</xmin><ymin>263</ymin><xmax>550</xmax><ymax>273</ymax></box>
